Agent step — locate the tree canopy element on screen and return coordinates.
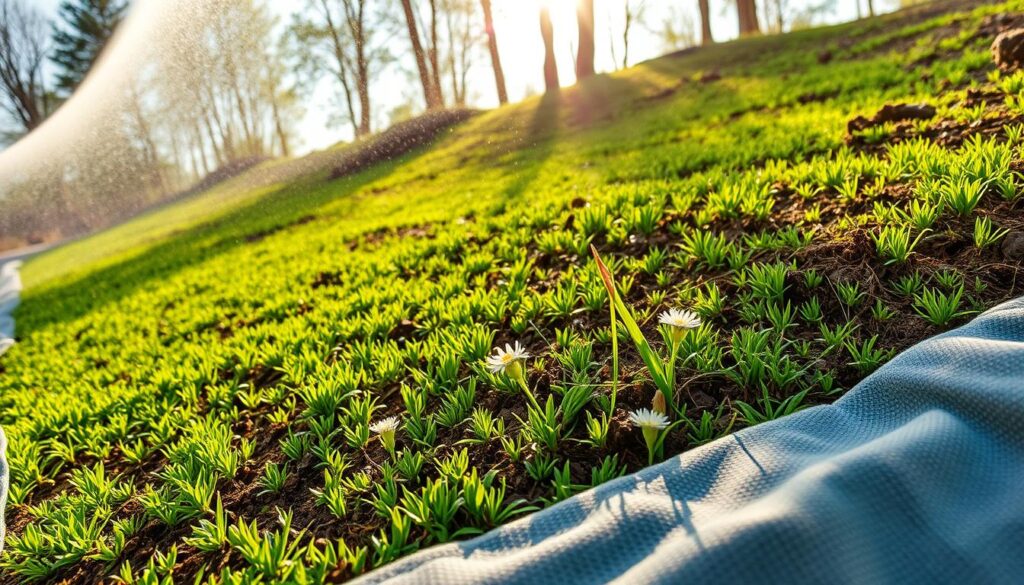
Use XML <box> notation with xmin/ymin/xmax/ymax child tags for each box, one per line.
<box><xmin>51</xmin><ymin>0</ymin><xmax>127</xmax><ymax>94</ymax></box>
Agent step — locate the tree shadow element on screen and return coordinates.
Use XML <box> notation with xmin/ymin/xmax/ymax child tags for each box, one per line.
<box><xmin>497</xmin><ymin>91</ymin><xmax>562</xmax><ymax>205</ymax></box>
<box><xmin>15</xmin><ymin>146</ymin><xmax>425</xmax><ymax>334</ymax></box>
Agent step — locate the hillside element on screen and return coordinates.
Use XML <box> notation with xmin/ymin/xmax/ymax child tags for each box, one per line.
<box><xmin>2</xmin><ymin>1</ymin><xmax>1024</xmax><ymax>581</ymax></box>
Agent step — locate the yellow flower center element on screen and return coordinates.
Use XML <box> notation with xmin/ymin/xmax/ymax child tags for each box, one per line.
<box><xmin>501</xmin><ymin>353</ymin><xmax>515</xmax><ymax>364</ymax></box>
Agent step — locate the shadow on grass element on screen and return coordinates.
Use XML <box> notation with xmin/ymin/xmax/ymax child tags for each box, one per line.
<box><xmin>15</xmin><ymin>148</ymin><xmax>422</xmax><ymax>334</ymax></box>
<box><xmin>498</xmin><ymin>91</ymin><xmax>562</xmax><ymax>206</ymax></box>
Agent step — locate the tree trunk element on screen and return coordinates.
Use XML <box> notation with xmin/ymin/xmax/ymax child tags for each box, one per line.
<box><xmin>622</xmin><ymin>3</ymin><xmax>631</xmax><ymax>68</ymax></box>
<box><xmin>540</xmin><ymin>6</ymin><xmax>559</xmax><ymax>91</ymax></box>
<box><xmin>355</xmin><ymin>57</ymin><xmax>371</xmax><ymax>136</ymax></box>
<box><xmin>224</xmin><ymin>52</ymin><xmax>256</xmax><ymax>156</ymax></box>
<box><xmin>337</xmin><ymin>64</ymin><xmax>359</xmax><ymax>137</ymax></box>
<box><xmin>189</xmin><ymin>120</ymin><xmax>208</xmax><ymax>178</ymax></box>
<box><xmin>575</xmin><ymin>0</ymin><xmax>595</xmax><ymax>80</ymax></box>
<box><xmin>168</xmin><ymin>129</ymin><xmax>184</xmax><ymax>187</ymax></box>
<box><xmin>444</xmin><ymin>8</ymin><xmax>464</xmax><ymax>106</ymax></box>
<box><xmin>698</xmin><ymin>0</ymin><xmax>713</xmax><ymax>45</ymax></box>
<box><xmin>480</xmin><ymin>0</ymin><xmax>507</xmax><ymax>104</ymax></box>
<box><xmin>400</xmin><ymin>0</ymin><xmax>443</xmax><ymax>109</ymax></box>
<box><xmin>428</xmin><ymin>0</ymin><xmax>444</xmax><ymax>105</ymax></box>
<box><xmin>127</xmin><ymin>83</ymin><xmax>165</xmax><ymax>195</ymax></box>
<box><xmin>737</xmin><ymin>0</ymin><xmax>761</xmax><ymax>36</ymax></box>
<box><xmin>194</xmin><ymin>120</ymin><xmax>211</xmax><ymax>176</ymax></box>
<box><xmin>9</xmin><ymin>85</ymin><xmax>44</xmax><ymax>131</ymax></box>
<box><xmin>269</xmin><ymin>88</ymin><xmax>290</xmax><ymax>157</ymax></box>
<box><xmin>348</xmin><ymin>2</ymin><xmax>371</xmax><ymax>136</ymax></box>
<box><xmin>867</xmin><ymin>0</ymin><xmax>875</xmax><ymax>17</ymax></box>
<box><xmin>319</xmin><ymin>0</ymin><xmax>359</xmax><ymax>136</ymax></box>
<box><xmin>200</xmin><ymin>85</ymin><xmax>222</xmax><ymax>162</ymax></box>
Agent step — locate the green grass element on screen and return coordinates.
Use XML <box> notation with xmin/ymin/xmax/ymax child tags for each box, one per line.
<box><xmin>2</xmin><ymin>1</ymin><xmax>1024</xmax><ymax>582</ymax></box>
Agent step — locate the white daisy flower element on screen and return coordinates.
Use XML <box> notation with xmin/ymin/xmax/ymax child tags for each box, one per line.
<box><xmin>486</xmin><ymin>341</ymin><xmax>530</xmax><ymax>374</ymax></box>
<box><xmin>370</xmin><ymin>416</ymin><xmax>400</xmax><ymax>435</ymax></box>
<box><xmin>658</xmin><ymin>308</ymin><xmax>702</xmax><ymax>330</ymax></box>
<box><xmin>370</xmin><ymin>416</ymin><xmax>400</xmax><ymax>457</ymax></box>
<box><xmin>629</xmin><ymin>408</ymin><xmax>670</xmax><ymax>431</ymax></box>
<box><xmin>487</xmin><ymin>340</ymin><xmax>542</xmax><ymax>409</ymax></box>
<box><xmin>630</xmin><ymin>408</ymin><xmax>670</xmax><ymax>466</ymax></box>
<box><xmin>659</xmin><ymin>307</ymin><xmax>701</xmax><ymax>345</ymax></box>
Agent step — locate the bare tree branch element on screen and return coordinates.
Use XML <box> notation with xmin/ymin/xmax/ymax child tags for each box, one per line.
<box><xmin>0</xmin><ymin>0</ymin><xmax>53</xmax><ymax>140</ymax></box>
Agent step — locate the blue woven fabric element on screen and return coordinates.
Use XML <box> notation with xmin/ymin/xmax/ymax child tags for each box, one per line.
<box><xmin>357</xmin><ymin>297</ymin><xmax>1024</xmax><ymax>584</ymax></box>
<box><xmin>0</xmin><ymin>261</ymin><xmax>20</xmax><ymax>357</ymax></box>
<box><xmin>0</xmin><ymin>427</ymin><xmax>6</xmax><ymax>551</ymax></box>
<box><xmin>0</xmin><ymin>260</ymin><xmax>16</xmax><ymax>549</ymax></box>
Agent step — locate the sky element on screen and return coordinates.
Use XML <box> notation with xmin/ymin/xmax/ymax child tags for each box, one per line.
<box><xmin>23</xmin><ymin>0</ymin><xmax>899</xmax><ymax>155</ymax></box>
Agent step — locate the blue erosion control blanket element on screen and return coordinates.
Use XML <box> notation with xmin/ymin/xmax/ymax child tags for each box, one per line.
<box><xmin>0</xmin><ymin>261</ymin><xmax>20</xmax><ymax>357</ymax></box>
<box><xmin>357</xmin><ymin>296</ymin><xmax>1024</xmax><ymax>585</ymax></box>
<box><xmin>0</xmin><ymin>260</ymin><xmax>18</xmax><ymax>548</ymax></box>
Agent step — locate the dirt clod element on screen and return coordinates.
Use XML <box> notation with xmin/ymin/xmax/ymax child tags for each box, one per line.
<box><xmin>992</xmin><ymin>28</ymin><xmax>1024</xmax><ymax>70</ymax></box>
<box><xmin>699</xmin><ymin>69</ymin><xmax>722</xmax><ymax>83</ymax></box>
<box><xmin>847</xmin><ymin>103</ymin><xmax>936</xmax><ymax>134</ymax></box>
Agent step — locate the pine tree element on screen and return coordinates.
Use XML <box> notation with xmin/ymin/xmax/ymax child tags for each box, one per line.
<box><xmin>51</xmin><ymin>0</ymin><xmax>127</xmax><ymax>94</ymax></box>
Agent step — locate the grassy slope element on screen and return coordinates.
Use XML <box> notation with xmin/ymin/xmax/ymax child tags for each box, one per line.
<box><xmin>21</xmin><ymin>140</ymin><xmax>365</xmax><ymax>288</ymax></box>
<box><xmin>3</xmin><ymin>1</ymin><xmax>1023</xmax><ymax>581</ymax></box>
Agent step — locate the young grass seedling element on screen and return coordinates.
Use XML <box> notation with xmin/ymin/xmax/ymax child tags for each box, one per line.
<box><xmin>591</xmin><ymin>246</ymin><xmax>673</xmax><ymax>409</ymax></box>
<box><xmin>913</xmin><ymin>285</ymin><xmax>969</xmax><ymax>326</ymax></box>
<box><xmin>973</xmin><ymin>216</ymin><xmax>1009</xmax><ymax>249</ymax></box>
<box><xmin>872</xmin><ymin>225</ymin><xmax>926</xmax><ymax>265</ymax></box>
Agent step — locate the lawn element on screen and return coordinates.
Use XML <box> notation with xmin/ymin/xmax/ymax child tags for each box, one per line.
<box><xmin>2</xmin><ymin>1</ymin><xmax>1024</xmax><ymax>581</ymax></box>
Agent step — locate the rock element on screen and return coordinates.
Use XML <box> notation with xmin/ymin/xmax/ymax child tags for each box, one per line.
<box><xmin>1001</xmin><ymin>231</ymin><xmax>1024</xmax><ymax>261</ymax></box>
<box><xmin>992</xmin><ymin>28</ymin><xmax>1024</xmax><ymax>70</ymax></box>
<box><xmin>817</xmin><ymin>50</ymin><xmax>833</xmax><ymax>64</ymax></box>
<box><xmin>847</xmin><ymin>103</ymin><xmax>936</xmax><ymax>134</ymax></box>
